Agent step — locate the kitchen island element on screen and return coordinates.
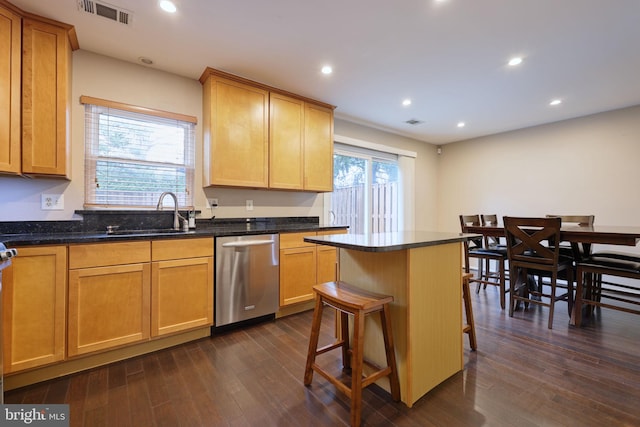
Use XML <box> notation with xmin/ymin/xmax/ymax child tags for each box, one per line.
<box><xmin>304</xmin><ymin>231</ymin><xmax>477</xmax><ymax>407</ymax></box>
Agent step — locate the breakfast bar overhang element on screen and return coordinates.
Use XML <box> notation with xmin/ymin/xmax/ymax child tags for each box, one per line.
<box><xmin>304</xmin><ymin>231</ymin><xmax>479</xmax><ymax>407</ymax></box>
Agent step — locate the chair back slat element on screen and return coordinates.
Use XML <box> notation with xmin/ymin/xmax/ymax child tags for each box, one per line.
<box><xmin>481</xmin><ymin>214</ymin><xmax>502</xmax><ymax>247</ymax></box>
<box><xmin>460</xmin><ymin>215</ymin><xmax>483</xmax><ymax>249</ymax></box>
<box><xmin>504</xmin><ymin>216</ymin><xmax>562</xmax><ymax>268</ymax></box>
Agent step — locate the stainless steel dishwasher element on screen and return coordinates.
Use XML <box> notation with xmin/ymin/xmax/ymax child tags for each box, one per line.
<box><xmin>215</xmin><ymin>234</ymin><xmax>279</xmax><ymax>327</ymax></box>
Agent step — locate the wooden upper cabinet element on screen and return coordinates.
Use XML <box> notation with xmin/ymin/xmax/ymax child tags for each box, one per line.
<box><xmin>202</xmin><ymin>73</ymin><xmax>269</xmax><ymax>188</ymax></box>
<box><xmin>201</xmin><ymin>67</ymin><xmax>335</xmax><ymax>192</ymax></box>
<box><xmin>0</xmin><ymin>4</ymin><xmax>21</xmax><ymax>175</ymax></box>
<box><xmin>304</xmin><ymin>103</ymin><xmax>334</xmax><ymax>192</ymax></box>
<box><xmin>270</xmin><ymin>93</ymin><xmax>304</xmax><ymax>190</ymax></box>
<box><xmin>21</xmin><ymin>17</ymin><xmax>74</xmax><ymax>178</ymax></box>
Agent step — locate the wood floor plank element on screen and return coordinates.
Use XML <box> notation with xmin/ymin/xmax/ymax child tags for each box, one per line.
<box><xmin>106</xmin><ymin>385</ymin><xmax>131</xmax><ymax>427</ymax></box>
<box><xmin>125</xmin><ymin>370</ymin><xmax>154</xmax><ymax>427</ymax></box>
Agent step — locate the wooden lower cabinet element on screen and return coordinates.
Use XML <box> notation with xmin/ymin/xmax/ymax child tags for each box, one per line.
<box><xmin>280</xmin><ymin>245</ymin><xmax>317</xmax><ymax>306</ymax></box>
<box><xmin>68</xmin><ymin>241</ymin><xmax>151</xmax><ymax>357</ymax></box>
<box><xmin>151</xmin><ymin>238</ymin><xmax>214</xmax><ymax>337</ymax></box>
<box><xmin>68</xmin><ymin>263</ymin><xmax>151</xmax><ymax>357</ymax></box>
<box><xmin>316</xmin><ymin>229</ymin><xmax>346</xmax><ymax>283</ymax></box>
<box><xmin>279</xmin><ymin>229</ymin><xmax>347</xmax><ymax>307</ymax></box>
<box><xmin>2</xmin><ymin>245</ymin><xmax>66</xmax><ymax>374</ymax></box>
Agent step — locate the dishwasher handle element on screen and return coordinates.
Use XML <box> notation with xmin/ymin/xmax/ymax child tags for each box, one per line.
<box><xmin>221</xmin><ymin>239</ymin><xmax>275</xmax><ymax>248</ymax></box>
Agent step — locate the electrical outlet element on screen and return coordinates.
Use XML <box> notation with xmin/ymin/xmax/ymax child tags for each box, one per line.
<box><xmin>246</xmin><ymin>200</ymin><xmax>254</xmax><ymax>211</ymax></box>
<box><xmin>208</xmin><ymin>198</ymin><xmax>218</xmax><ymax>208</ymax></box>
<box><xmin>41</xmin><ymin>194</ymin><xmax>64</xmax><ymax>210</ymax></box>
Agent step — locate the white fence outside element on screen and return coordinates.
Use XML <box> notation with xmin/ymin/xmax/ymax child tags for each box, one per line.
<box><xmin>332</xmin><ymin>182</ymin><xmax>398</xmax><ymax>234</ymax></box>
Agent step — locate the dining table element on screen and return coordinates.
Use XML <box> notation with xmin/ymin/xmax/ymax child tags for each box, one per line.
<box><xmin>463</xmin><ymin>224</ymin><xmax>640</xmax><ymax>260</ymax></box>
<box><xmin>462</xmin><ymin>223</ymin><xmax>640</xmax><ymax>325</ymax></box>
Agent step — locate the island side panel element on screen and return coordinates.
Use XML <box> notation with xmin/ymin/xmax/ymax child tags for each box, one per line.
<box><xmin>337</xmin><ymin>241</ymin><xmax>463</xmax><ymax>407</ymax></box>
<box><xmin>408</xmin><ymin>242</ymin><xmax>463</xmax><ymax>405</ymax></box>
<box><xmin>338</xmin><ymin>248</ymin><xmax>410</xmax><ymax>404</ymax></box>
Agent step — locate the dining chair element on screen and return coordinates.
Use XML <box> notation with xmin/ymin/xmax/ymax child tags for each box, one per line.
<box><xmin>571</xmin><ymin>221</ymin><xmax>640</xmax><ymax>325</ymax></box>
<box><xmin>480</xmin><ymin>214</ymin><xmax>509</xmax><ymax>286</ymax></box>
<box><xmin>543</xmin><ymin>215</ymin><xmax>595</xmax><ymax>298</ymax></box>
<box><xmin>574</xmin><ymin>255</ymin><xmax>640</xmax><ymax>326</ymax></box>
<box><xmin>503</xmin><ymin>216</ymin><xmax>574</xmax><ymax>329</ymax></box>
<box><xmin>545</xmin><ymin>214</ymin><xmax>595</xmax><ymax>261</ymax></box>
<box><xmin>459</xmin><ymin>215</ymin><xmax>508</xmax><ymax>309</ymax></box>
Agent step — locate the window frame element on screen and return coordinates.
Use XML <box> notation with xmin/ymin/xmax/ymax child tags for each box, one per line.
<box><xmin>80</xmin><ymin>96</ymin><xmax>197</xmax><ymax>209</ymax></box>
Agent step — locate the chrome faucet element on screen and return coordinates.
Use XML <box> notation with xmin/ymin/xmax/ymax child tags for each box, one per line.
<box><xmin>156</xmin><ymin>191</ymin><xmax>185</xmax><ymax>230</ymax></box>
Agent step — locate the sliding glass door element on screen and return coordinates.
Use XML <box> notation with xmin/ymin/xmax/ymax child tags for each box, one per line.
<box><xmin>331</xmin><ymin>147</ymin><xmax>399</xmax><ymax>234</ymax></box>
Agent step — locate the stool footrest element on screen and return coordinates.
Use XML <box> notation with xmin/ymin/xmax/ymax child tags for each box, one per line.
<box><xmin>316</xmin><ymin>340</ymin><xmax>345</xmax><ymax>356</ymax></box>
<box><xmin>312</xmin><ymin>364</ymin><xmax>352</xmax><ymax>398</ymax></box>
<box><xmin>361</xmin><ymin>366</ymin><xmax>392</xmax><ymax>388</ymax></box>
<box><xmin>311</xmin><ymin>362</ymin><xmax>392</xmax><ymax>395</ymax></box>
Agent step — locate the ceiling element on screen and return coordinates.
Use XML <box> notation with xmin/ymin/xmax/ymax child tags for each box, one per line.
<box><xmin>10</xmin><ymin>0</ymin><xmax>640</xmax><ymax>144</ymax></box>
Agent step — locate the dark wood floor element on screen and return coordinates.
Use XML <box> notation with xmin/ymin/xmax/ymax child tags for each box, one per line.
<box><xmin>6</xmin><ymin>287</ymin><xmax>640</xmax><ymax>426</ymax></box>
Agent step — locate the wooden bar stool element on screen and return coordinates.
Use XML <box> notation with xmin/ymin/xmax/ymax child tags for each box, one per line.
<box><xmin>462</xmin><ymin>272</ymin><xmax>477</xmax><ymax>350</ymax></box>
<box><xmin>304</xmin><ymin>281</ymin><xmax>400</xmax><ymax>427</ymax></box>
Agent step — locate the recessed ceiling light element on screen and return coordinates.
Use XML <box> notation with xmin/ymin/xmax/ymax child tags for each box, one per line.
<box><xmin>508</xmin><ymin>57</ymin><xmax>523</xmax><ymax>66</ymax></box>
<box><xmin>402</xmin><ymin>99</ymin><xmax>412</xmax><ymax>107</ymax></box>
<box><xmin>321</xmin><ymin>65</ymin><xmax>333</xmax><ymax>75</ymax></box>
<box><xmin>549</xmin><ymin>99</ymin><xmax>562</xmax><ymax>106</ymax></box>
<box><xmin>457</xmin><ymin>122</ymin><xmax>465</xmax><ymax>128</ymax></box>
<box><xmin>159</xmin><ymin>0</ymin><xmax>177</xmax><ymax>13</ymax></box>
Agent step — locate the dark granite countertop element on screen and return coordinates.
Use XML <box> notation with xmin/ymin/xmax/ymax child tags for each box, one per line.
<box><xmin>0</xmin><ymin>215</ymin><xmax>347</xmax><ymax>246</ymax></box>
<box><xmin>304</xmin><ymin>231</ymin><xmax>479</xmax><ymax>252</ymax></box>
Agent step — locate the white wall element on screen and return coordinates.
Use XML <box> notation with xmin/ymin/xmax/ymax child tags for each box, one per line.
<box><xmin>437</xmin><ymin>105</ymin><xmax>640</xmax><ymax>254</ymax></box>
<box><xmin>0</xmin><ymin>50</ymin><xmax>438</xmax><ymax>224</ymax></box>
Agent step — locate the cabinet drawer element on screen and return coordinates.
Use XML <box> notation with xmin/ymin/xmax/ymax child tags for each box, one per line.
<box><xmin>279</xmin><ymin>231</ymin><xmax>317</xmax><ymax>249</ymax></box>
<box><xmin>69</xmin><ymin>241</ymin><xmax>151</xmax><ymax>269</ymax></box>
<box><xmin>152</xmin><ymin>237</ymin><xmax>213</xmax><ymax>261</ymax></box>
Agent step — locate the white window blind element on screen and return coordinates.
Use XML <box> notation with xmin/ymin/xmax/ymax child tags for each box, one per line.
<box><xmin>81</xmin><ymin>96</ymin><xmax>196</xmax><ymax>209</ymax></box>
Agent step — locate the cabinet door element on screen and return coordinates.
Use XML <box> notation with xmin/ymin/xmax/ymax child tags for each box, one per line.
<box><xmin>269</xmin><ymin>93</ymin><xmax>304</xmax><ymax>190</ymax></box>
<box><xmin>304</xmin><ymin>103</ymin><xmax>334</xmax><ymax>191</ymax></box>
<box><xmin>68</xmin><ymin>263</ymin><xmax>151</xmax><ymax>357</ymax></box>
<box><xmin>0</xmin><ymin>5</ymin><xmax>21</xmax><ymax>175</ymax></box>
<box><xmin>279</xmin><ymin>246</ymin><xmax>317</xmax><ymax>306</ymax></box>
<box><xmin>316</xmin><ymin>229</ymin><xmax>347</xmax><ymax>284</ymax></box>
<box><xmin>2</xmin><ymin>246</ymin><xmax>66</xmax><ymax>373</ymax></box>
<box><xmin>316</xmin><ymin>245</ymin><xmax>338</xmax><ymax>284</ymax></box>
<box><xmin>21</xmin><ymin>18</ymin><xmax>71</xmax><ymax>178</ymax></box>
<box><xmin>151</xmin><ymin>257</ymin><xmax>213</xmax><ymax>337</ymax></box>
<box><xmin>203</xmin><ymin>76</ymin><xmax>269</xmax><ymax>188</ymax></box>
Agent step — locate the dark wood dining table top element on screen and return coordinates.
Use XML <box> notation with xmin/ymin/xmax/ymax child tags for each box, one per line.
<box><xmin>463</xmin><ymin>224</ymin><xmax>640</xmax><ymax>246</ymax></box>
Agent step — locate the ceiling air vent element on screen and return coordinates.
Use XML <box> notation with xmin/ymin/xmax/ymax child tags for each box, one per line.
<box><xmin>405</xmin><ymin>119</ymin><xmax>424</xmax><ymax>126</ymax></box>
<box><xmin>77</xmin><ymin>0</ymin><xmax>132</xmax><ymax>25</ymax></box>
